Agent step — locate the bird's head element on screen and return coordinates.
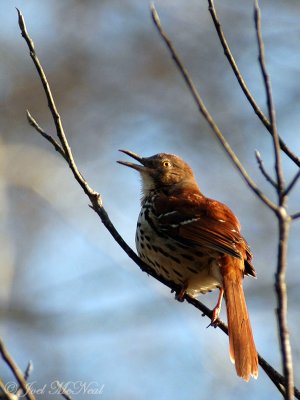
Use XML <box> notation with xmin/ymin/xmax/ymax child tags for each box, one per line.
<box><xmin>118</xmin><ymin>150</ymin><xmax>199</xmax><ymax>198</ymax></box>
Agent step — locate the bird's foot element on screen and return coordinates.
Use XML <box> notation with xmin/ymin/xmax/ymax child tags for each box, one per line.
<box><xmin>175</xmin><ymin>284</ymin><xmax>188</xmax><ymax>302</ymax></box>
<box><xmin>207</xmin><ymin>287</ymin><xmax>224</xmax><ymax>328</ymax></box>
<box><xmin>207</xmin><ymin>306</ymin><xmax>221</xmax><ymax>328</ymax></box>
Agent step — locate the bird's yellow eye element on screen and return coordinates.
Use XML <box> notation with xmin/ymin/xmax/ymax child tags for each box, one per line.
<box><xmin>162</xmin><ymin>160</ymin><xmax>171</xmax><ymax>168</ymax></box>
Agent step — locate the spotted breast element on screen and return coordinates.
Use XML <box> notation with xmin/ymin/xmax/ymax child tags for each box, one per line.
<box><xmin>135</xmin><ymin>192</ymin><xmax>223</xmax><ymax>298</ymax></box>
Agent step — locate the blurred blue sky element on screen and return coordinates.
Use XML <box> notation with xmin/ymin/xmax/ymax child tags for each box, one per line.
<box><xmin>1</xmin><ymin>1</ymin><xmax>300</xmax><ymax>399</ymax></box>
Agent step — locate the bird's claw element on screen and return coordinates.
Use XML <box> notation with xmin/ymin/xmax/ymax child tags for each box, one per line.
<box><xmin>206</xmin><ymin>305</ymin><xmax>221</xmax><ymax>328</ymax></box>
<box><xmin>206</xmin><ymin>318</ymin><xmax>220</xmax><ymax>329</ymax></box>
<box><xmin>175</xmin><ymin>284</ymin><xmax>188</xmax><ymax>302</ymax></box>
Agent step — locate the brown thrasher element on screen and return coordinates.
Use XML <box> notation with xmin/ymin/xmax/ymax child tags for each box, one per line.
<box><xmin>118</xmin><ymin>150</ymin><xmax>258</xmax><ymax>381</ymax></box>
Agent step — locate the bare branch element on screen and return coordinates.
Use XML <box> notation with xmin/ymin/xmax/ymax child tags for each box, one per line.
<box><xmin>274</xmin><ymin>215</ymin><xmax>294</xmax><ymax>400</ymax></box>
<box><xmin>257</xmin><ymin>356</ymin><xmax>295</xmax><ymax>399</ymax></box>
<box><xmin>150</xmin><ymin>4</ymin><xmax>277</xmax><ymax>212</ymax></box>
<box><xmin>255</xmin><ymin>150</ymin><xmax>277</xmax><ymax>188</ymax></box>
<box><xmin>207</xmin><ymin>0</ymin><xmax>300</xmax><ymax>168</ymax></box>
<box><xmin>17</xmin><ymin>8</ymin><xmax>91</xmax><ymax>197</ymax></box>
<box><xmin>254</xmin><ymin>3</ymin><xmax>294</xmax><ymax>399</ymax></box>
<box><xmin>254</xmin><ymin>1</ymin><xmax>285</xmax><ymax>198</ymax></box>
<box><xmin>0</xmin><ymin>339</ymin><xmax>36</xmax><ymax>400</ymax></box>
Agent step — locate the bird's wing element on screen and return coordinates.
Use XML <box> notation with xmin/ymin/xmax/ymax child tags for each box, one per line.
<box><xmin>153</xmin><ymin>192</ymin><xmax>252</xmax><ymax>265</ymax></box>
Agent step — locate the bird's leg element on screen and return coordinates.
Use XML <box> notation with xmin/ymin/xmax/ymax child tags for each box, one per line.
<box><xmin>207</xmin><ymin>287</ymin><xmax>224</xmax><ymax>328</ymax></box>
<box><xmin>175</xmin><ymin>282</ymin><xmax>188</xmax><ymax>302</ymax></box>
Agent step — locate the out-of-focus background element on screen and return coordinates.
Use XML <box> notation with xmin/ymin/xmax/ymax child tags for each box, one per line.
<box><xmin>1</xmin><ymin>0</ymin><xmax>300</xmax><ymax>399</ymax></box>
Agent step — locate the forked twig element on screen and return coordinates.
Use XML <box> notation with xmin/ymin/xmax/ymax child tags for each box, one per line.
<box><xmin>255</xmin><ymin>150</ymin><xmax>277</xmax><ymax>189</ymax></box>
<box><xmin>150</xmin><ymin>4</ymin><xmax>277</xmax><ymax>214</ymax></box>
<box><xmin>207</xmin><ymin>0</ymin><xmax>300</xmax><ymax>168</ymax></box>
<box><xmin>0</xmin><ymin>339</ymin><xmax>36</xmax><ymax>400</ymax></box>
<box><xmin>254</xmin><ymin>2</ymin><xmax>294</xmax><ymax>399</ymax></box>
<box><xmin>27</xmin><ymin>110</ymin><xmax>66</xmax><ymax>158</ymax></box>
<box><xmin>15</xmin><ymin>361</ymin><xmax>34</xmax><ymax>398</ymax></box>
<box><xmin>17</xmin><ymin>8</ymin><xmax>93</xmax><ymax>197</ymax></box>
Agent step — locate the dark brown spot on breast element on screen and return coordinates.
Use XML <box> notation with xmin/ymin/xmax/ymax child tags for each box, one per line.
<box><xmin>161</xmin><ymin>266</ymin><xmax>171</xmax><ymax>276</ymax></box>
<box><xmin>144</xmin><ymin>209</ymin><xmax>166</xmax><ymax>238</ymax></box>
<box><xmin>180</xmin><ymin>253</ymin><xmax>195</xmax><ymax>261</ymax></box>
<box><xmin>156</xmin><ymin>246</ymin><xmax>181</xmax><ymax>264</ymax></box>
<box><xmin>170</xmin><ymin>255</ymin><xmax>181</xmax><ymax>264</ymax></box>
<box><xmin>173</xmin><ymin>269</ymin><xmax>183</xmax><ymax>278</ymax></box>
<box><xmin>187</xmin><ymin>267</ymin><xmax>199</xmax><ymax>274</ymax></box>
<box><xmin>145</xmin><ymin>256</ymin><xmax>156</xmax><ymax>267</ymax></box>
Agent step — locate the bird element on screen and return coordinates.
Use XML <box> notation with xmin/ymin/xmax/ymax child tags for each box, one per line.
<box><xmin>118</xmin><ymin>149</ymin><xmax>258</xmax><ymax>381</ymax></box>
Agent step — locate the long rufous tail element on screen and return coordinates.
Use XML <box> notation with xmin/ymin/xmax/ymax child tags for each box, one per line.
<box><xmin>222</xmin><ymin>259</ymin><xmax>258</xmax><ymax>381</ymax></box>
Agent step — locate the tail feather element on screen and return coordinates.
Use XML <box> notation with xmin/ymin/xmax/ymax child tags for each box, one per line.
<box><xmin>222</xmin><ymin>260</ymin><xmax>258</xmax><ymax>381</ymax></box>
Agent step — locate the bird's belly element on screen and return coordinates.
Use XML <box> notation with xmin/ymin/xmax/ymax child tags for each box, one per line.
<box><xmin>136</xmin><ymin>219</ymin><xmax>223</xmax><ymax>298</ymax></box>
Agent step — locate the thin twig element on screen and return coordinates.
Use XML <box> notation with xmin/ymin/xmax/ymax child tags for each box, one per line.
<box><xmin>23</xmin><ymin>361</ymin><xmax>33</xmax><ymax>382</ymax></box>
<box><xmin>17</xmin><ymin>8</ymin><xmax>91</xmax><ymax>197</ymax></box>
<box><xmin>15</xmin><ymin>361</ymin><xmax>33</xmax><ymax>398</ymax></box>
<box><xmin>27</xmin><ymin>110</ymin><xmax>66</xmax><ymax>159</ymax></box>
<box><xmin>291</xmin><ymin>212</ymin><xmax>300</xmax><ymax>220</ymax></box>
<box><xmin>254</xmin><ymin>1</ymin><xmax>285</xmax><ymax>199</ymax></box>
<box><xmin>283</xmin><ymin>169</ymin><xmax>300</xmax><ymax>197</ymax></box>
<box><xmin>255</xmin><ymin>150</ymin><xmax>277</xmax><ymax>189</ymax></box>
<box><xmin>257</xmin><ymin>356</ymin><xmax>291</xmax><ymax>399</ymax></box>
<box><xmin>0</xmin><ymin>339</ymin><xmax>36</xmax><ymax>400</ymax></box>
<box><xmin>254</xmin><ymin>2</ymin><xmax>294</xmax><ymax>399</ymax></box>
<box><xmin>16</xmin><ymin>8</ymin><xmax>299</xmax><ymax>394</ymax></box>
<box><xmin>0</xmin><ymin>379</ymin><xmax>16</xmax><ymax>400</ymax></box>
<box><xmin>55</xmin><ymin>382</ymin><xmax>73</xmax><ymax>400</ymax></box>
<box><xmin>207</xmin><ymin>0</ymin><xmax>300</xmax><ymax>168</ymax></box>
<box><xmin>150</xmin><ymin>4</ymin><xmax>277</xmax><ymax>213</ymax></box>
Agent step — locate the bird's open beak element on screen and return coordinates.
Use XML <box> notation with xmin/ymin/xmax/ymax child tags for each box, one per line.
<box><xmin>117</xmin><ymin>149</ymin><xmax>149</xmax><ymax>173</ymax></box>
